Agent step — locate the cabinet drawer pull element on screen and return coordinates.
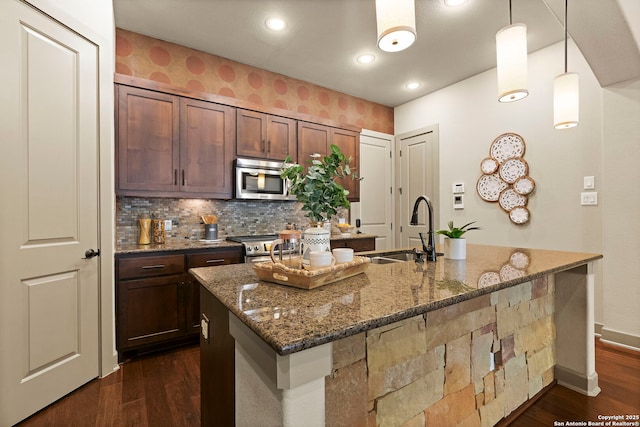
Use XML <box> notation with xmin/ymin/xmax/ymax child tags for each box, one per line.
<box><xmin>206</xmin><ymin>259</ymin><xmax>225</xmax><ymax>264</ymax></box>
<box><xmin>142</xmin><ymin>264</ymin><xmax>165</xmax><ymax>269</ymax></box>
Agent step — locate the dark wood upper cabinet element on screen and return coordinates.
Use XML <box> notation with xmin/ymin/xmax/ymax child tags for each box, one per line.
<box><xmin>180</xmin><ymin>98</ymin><xmax>235</xmax><ymax>197</ymax></box>
<box><xmin>117</xmin><ymin>86</ymin><xmax>180</xmax><ymax>193</ymax></box>
<box><xmin>297</xmin><ymin>122</ymin><xmax>360</xmax><ymax>201</ymax></box>
<box><xmin>236</xmin><ymin>109</ymin><xmax>296</xmax><ymax>161</ymax></box>
<box><xmin>116</xmin><ymin>85</ymin><xmax>236</xmax><ymax>199</ymax></box>
<box><xmin>331</xmin><ymin>128</ymin><xmax>360</xmax><ymax>201</ymax></box>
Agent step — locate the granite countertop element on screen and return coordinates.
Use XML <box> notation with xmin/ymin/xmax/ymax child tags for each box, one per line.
<box><xmin>116</xmin><ymin>239</ymin><xmax>243</xmax><ymax>255</ymax></box>
<box><xmin>190</xmin><ymin>244</ymin><xmax>601</xmax><ymax>356</ymax></box>
<box><xmin>330</xmin><ymin>233</ymin><xmax>376</xmax><ymax>240</ymax></box>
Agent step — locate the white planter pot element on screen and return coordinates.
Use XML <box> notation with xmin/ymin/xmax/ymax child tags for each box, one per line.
<box><xmin>444</xmin><ymin>238</ymin><xmax>466</xmax><ymax>260</ymax></box>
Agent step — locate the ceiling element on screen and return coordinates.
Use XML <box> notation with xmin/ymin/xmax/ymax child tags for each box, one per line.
<box><xmin>113</xmin><ymin>0</ymin><xmax>640</xmax><ymax>108</ymax></box>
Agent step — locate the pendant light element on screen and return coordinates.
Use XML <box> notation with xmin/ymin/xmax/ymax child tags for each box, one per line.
<box><xmin>496</xmin><ymin>0</ymin><xmax>529</xmax><ymax>102</ymax></box>
<box><xmin>554</xmin><ymin>0</ymin><xmax>579</xmax><ymax>129</ymax></box>
<box><xmin>375</xmin><ymin>0</ymin><xmax>416</xmax><ymax>53</ymax></box>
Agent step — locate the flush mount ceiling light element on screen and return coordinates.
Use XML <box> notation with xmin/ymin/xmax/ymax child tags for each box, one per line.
<box><xmin>356</xmin><ymin>54</ymin><xmax>376</xmax><ymax>64</ymax></box>
<box><xmin>265</xmin><ymin>17</ymin><xmax>287</xmax><ymax>31</ymax></box>
<box><xmin>405</xmin><ymin>82</ymin><xmax>421</xmax><ymax>90</ymax></box>
<box><xmin>496</xmin><ymin>0</ymin><xmax>528</xmax><ymax>102</ymax></box>
<box><xmin>375</xmin><ymin>0</ymin><xmax>416</xmax><ymax>53</ymax></box>
<box><xmin>554</xmin><ymin>0</ymin><xmax>579</xmax><ymax>129</ymax></box>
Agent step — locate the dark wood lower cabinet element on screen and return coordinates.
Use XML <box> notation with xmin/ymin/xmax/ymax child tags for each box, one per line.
<box><xmin>200</xmin><ymin>286</ymin><xmax>235</xmax><ymax>427</ymax></box>
<box><xmin>116</xmin><ymin>247</ymin><xmax>242</xmax><ymax>361</ymax></box>
<box><xmin>331</xmin><ymin>236</ymin><xmax>375</xmax><ymax>252</ymax></box>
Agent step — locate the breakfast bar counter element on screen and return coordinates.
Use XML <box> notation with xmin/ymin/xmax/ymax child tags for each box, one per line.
<box><xmin>191</xmin><ymin>244</ymin><xmax>602</xmax><ymax>426</ymax></box>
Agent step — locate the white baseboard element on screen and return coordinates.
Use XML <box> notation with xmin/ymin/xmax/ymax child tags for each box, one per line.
<box><xmin>600</xmin><ymin>327</ymin><xmax>640</xmax><ymax>352</ymax></box>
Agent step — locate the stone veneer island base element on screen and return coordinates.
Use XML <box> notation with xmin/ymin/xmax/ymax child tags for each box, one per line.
<box><xmin>191</xmin><ymin>245</ymin><xmax>601</xmax><ymax>426</ymax></box>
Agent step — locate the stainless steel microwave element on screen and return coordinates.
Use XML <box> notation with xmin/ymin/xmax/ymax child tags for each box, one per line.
<box><xmin>234</xmin><ymin>158</ymin><xmax>295</xmax><ymax>200</ymax></box>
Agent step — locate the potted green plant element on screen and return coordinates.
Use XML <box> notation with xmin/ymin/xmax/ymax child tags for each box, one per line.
<box><xmin>281</xmin><ymin>144</ymin><xmax>357</xmax><ymax>224</ymax></box>
<box><xmin>281</xmin><ymin>144</ymin><xmax>358</xmax><ymax>262</ymax></box>
<box><xmin>436</xmin><ymin>221</ymin><xmax>480</xmax><ymax>260</ymax></box>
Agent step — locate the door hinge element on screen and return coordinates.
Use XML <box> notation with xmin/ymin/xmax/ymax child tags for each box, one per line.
<box><xmin>399</xmin><ymin>187</ymin><xmax>402</xmax><ymax>195</ymax></box>
<box><xmin>400</xmin><ymin>225</ymin><xmax>403</xmax><ymax>233</ymax></box>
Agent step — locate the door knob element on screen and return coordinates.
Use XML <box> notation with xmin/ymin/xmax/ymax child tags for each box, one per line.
<box><xmin>83</xmin><ymin>249</ymin><xmax>100</xmax><ymax>259</ymax></box>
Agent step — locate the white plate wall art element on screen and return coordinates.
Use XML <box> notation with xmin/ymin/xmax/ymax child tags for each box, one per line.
<box><xmin>490</xmin><ymin>133</ymin><xmax>526</xmax><ymax>162</ymax></box>
<box><xmin>499</xmin><ymin>157</ymin><xmax>529</xmax><ymax>184</ymax></box>
<box><xmin>498</xmin><ymin>188</ymin><xmax>527</xmax><ymax>212</ymax></box>
<box><xmin>477</xmin><ymin>132</ymin><xmax>535</xmax><ymax>224</ymax></box>
<box><xmin>477</xmin><ymin>174</ymin><xmax>509</xmax><ymax>202</ymax></box>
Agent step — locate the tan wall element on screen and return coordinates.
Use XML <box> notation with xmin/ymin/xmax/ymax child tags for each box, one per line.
<box><xmin>115</xmin><ymin>29</ymin><xmax>394</xmax><ymax>135</ymax></box>
<box><xmin>326</xmin><ymin>277</ymin><xmax>555</xmax><ymax>426</ymax></box>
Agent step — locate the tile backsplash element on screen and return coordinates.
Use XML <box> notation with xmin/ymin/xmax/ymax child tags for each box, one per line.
<box><xmin>116</xmin><ymin>196</ymin><xmax>348</xmax><ymax>245</ymax></box>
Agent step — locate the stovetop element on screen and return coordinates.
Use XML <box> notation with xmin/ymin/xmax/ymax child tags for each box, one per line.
<box><xmin>226</xmin><ymin>234</ymin><xmax>279</xmax><ymax>257</ymax></box>
<box><xmin>226</xmin><ymin>234</ymin><xmax>279</xmax><ymax>243</ymax></box>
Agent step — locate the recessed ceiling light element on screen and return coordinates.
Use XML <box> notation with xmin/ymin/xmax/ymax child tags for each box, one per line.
<box><xmin>444</xmin><ymin>0</ymin><xmax>469</xmax><ymax>6</ymax></box>
<box><xmin>265</xmin><ymin>17</ymin><xmax>287</xmax><ymax>31</ymax></box>
<box><xmin>356</xmin><ymin>54</ymin><xmax>376</xmax><ymax>64</ymax></box>
<box><xmin>405</xmin><ymin>82</ymin><xmax>421</xmax><ymax>90</ymax></box>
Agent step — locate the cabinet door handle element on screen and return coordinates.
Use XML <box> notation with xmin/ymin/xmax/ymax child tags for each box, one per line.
<box><xmin>182</xmin><ymin>169</ymin><xmax>185</xmax><ymax>186</ymax></box>
<box><xmin>262</xmin><ymin>139</ymin><xmax>266</xmax><ymax>152</ymax></box>
<box><xmin>206</xmin><ymin>259</ymin><xmax>225</xmax><ymax>264</ymax></box>
<box><xmin>267</xmin><ymin>139</ymin><xmax>271</xmax><ymax>153</ymax></box>
<box><xmin>142</xmin><ymin>264</ymin><xmax>165</xmax><ymax>269</ymax></box>
<box><xmin>174</xmin><ymin>169</ymin><xmax>178</xmax><ymax>185</ymax></box>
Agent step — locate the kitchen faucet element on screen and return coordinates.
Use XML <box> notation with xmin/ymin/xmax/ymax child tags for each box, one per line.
<box><xmin>410</xmin><ymin>195</ymin><xmax>437</xmax><ymax>262</ymax></box>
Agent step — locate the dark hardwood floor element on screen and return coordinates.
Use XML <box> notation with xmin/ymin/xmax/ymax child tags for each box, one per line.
<box><xmin>17</xmin><ymin>345</ymin><xmax>200</xmax><ymax>427</ymax></box>
<box><xmin>16</xmin><ymin>340</ymin><xmax>639</xmax><ymax>426</ymax></box>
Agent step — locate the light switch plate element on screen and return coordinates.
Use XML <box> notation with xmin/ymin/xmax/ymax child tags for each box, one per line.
<box><xmin>452</xmin><ymin>183</ymin><xmax>465</xmax><ymax>194</ymax></box>
<box><xmin>164</xmin><ymin>219</ymin><xmax>172</xmax><ymax>231</ymax></box>
<box><xmin>583</xmin><ymin>176</ymin><xmax>595</xmax><ymax>190</ymax></box>
<box><xmin>581</xmin><ymin>192</ymin><xmax>598</xmax><ymax>206</ymax></box>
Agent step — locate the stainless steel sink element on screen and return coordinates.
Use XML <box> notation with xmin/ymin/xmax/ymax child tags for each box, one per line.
<box><xmin>367</xmin><ymin>250</ymin><xmax>416</xmax><ymax>264</ymax></box>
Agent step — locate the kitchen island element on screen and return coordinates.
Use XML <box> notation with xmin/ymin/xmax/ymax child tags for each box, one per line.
<box><xmin>190</xmin><ymin>244</ymin><xmax>602</xmax><ymax>426</ymax></box>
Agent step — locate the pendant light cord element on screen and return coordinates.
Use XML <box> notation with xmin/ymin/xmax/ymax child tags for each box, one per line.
<box><xmin>564</xmin><ymin>0</ymin><xmax>568</xmax><ymax>73</ymax></box>
<box><xmin>508</xmin><ymin>0</ymin><xmax>513</xmax><ymax>25</ymax></box>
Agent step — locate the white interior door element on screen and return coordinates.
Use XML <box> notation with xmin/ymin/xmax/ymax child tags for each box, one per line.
<box><xmin>0</xmin><ymin>1</ymin><xmax>100</xmax><ymax>424</ymax></box>
<box><xmin>395</xmin><ymin>126</ymin><xmax>439</xmax><ymax>249</ymax></box>
<box><xmin>351</xmin><ymin>130</ymin><xmax>394</xmax><ymax>250</ymax></box>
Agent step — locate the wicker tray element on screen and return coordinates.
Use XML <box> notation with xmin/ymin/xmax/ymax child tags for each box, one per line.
<box><xmin>253</xmin><ymin>256</ymin><xmax>370</xmax><ymax>290</ymax></box>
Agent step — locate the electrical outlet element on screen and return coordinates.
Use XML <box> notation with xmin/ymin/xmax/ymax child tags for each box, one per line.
<box><xmin>201</xmin><ymin>313</ymin><xmax>210</xmax><ymax>342</ymax></box>
<box><xmin>164</xmin><ymin>219</ymin><xmax>172</xmax><ymax>231</ymax></box>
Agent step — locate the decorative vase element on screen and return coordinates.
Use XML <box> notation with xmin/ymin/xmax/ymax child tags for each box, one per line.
<box><xmin>138</xmin><ymin>218</ymin><xmax>151</xmax><ymax>245</ymax></box>
<box><xmin>444</xmin><ymin>238</ymin><xmax>466</xmax><ymax>260</ymax></box>
<box><xmin>302</xmin><ymin>222</ymin><xmax>331</xmax><ymax>265</ymax></box>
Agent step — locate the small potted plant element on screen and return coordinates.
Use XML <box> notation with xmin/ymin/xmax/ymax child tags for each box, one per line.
<box><xmin>436</xmin><ymin>220</ymin><xmax>480</xmax><ymax>260</ymax></box>
<box><xmin>281</xmin><ymin>144</ymin><xmax>358</xmax><ymax>260</ymax></box>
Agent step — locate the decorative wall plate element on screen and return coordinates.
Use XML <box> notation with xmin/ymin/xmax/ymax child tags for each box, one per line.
<box><xmin>490</xmin><ymin>133</ymin><xmax>526</xmax><ymax>163</ymax></box>
<box><xmin>513</xmin><ymin>176</ymin><xmax>535</xmax><ymax>195</ymax></box>
<box><xmin>477</xmin><ymin>174</ymin><xmax>509</xmax><ymax>202</ymax></box>
<box><xmin>498</xmin><ymin>157</ymin><xmax>529</xmax><ymax>184</ymax></box>
<box><xmin>509</xmin><ymin>206</ymin><xmax>530</xmax><ymax>224</ymax></box>
<box><xmin>480</xmin><ymin>157</ymin><xmax>499</xmax><ymax>174</ymax></box>
<box><xmin>498</xmin><ymin>188</ymin><xmax>527</xmax><ymax>212</ymax></box>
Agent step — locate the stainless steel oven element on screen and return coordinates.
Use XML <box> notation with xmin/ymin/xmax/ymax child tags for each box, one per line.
<box><xmin>234</xmin><ymin>158</ymin><xmax>294</xmax><ymax>200</ymax></box>
<box><xmin>226</xmin><ymin>234</ymin><xmax>280</xmax><ymax>263</ymax></box>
